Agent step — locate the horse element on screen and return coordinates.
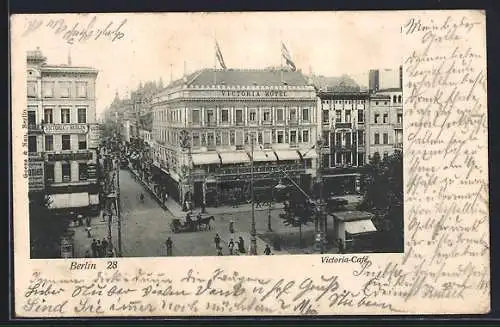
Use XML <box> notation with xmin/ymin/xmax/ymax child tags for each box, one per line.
<box><xmin>197</xmin><ymin>215</ymin><xmax>215</xmax><ymax>231</ymax></box>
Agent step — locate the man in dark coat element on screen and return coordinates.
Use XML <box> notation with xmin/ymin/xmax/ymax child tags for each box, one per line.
<box><xmin>91</xmin><ymin>239</ymin><xmax>98</xmax><ymax>257</ymax></box>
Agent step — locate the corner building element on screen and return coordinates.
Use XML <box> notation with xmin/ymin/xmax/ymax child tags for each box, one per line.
<box><xmin>26</xmin><ymin>48</ymin><xmax>100</xmax><ymax>214</ymax></box>
<box><xmin>151</xmin><ymin>69</ymin><xmax>318</xmax><ymax>208</ymax></box>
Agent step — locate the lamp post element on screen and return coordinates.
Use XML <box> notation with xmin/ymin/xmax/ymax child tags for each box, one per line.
<box><xmin>315</xmin><ymin>137</ymin><xmax>325</xmax><ymax>254</ymax></box>
<box><xmin>179</xmin><ymin>130</ymin><xmax>192</xmax><ymax>211</ymax></box>
<box><xmin>249</xmin><ymin>135</ymin><xmax>257</xmax><ymax>255</ymax></box>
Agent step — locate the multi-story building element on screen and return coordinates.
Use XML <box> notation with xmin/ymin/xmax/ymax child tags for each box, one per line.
<box><xmin>366</xmin><ymin>88</ymin><xmax>403</xmax><ymax>160</ymax></box>
<box><xmin>151</xmin><ymin>68</ymin><xmax>318</xmax><ymax>208</ymax></box>
<box><xmin>368</xmin><ymin>66</ymin><xmax>402</xmax><ymax>92</ymax></box>
<box><xmin>317</xmin><ymin>91</ymin><xmax>369</xmax><ymax>195</ymax></box>
<box><xmin>26</xmin><ymin>48</ymin><xmax>100</xmax><ymax>214</ymax></box>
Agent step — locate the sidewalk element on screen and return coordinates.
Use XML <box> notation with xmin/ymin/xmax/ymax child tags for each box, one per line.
<box><xmin>70</xmin><ymin>211</ymin><xmax>118</xmax><ymax>258</ymax></box>
<box><xmin>128</xmin><ymin>167</ymin><xmax>285</xmax><ymax>218</ymax></box>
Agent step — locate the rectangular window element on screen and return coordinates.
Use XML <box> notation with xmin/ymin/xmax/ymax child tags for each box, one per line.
<box><xmin>263</xmin><ymin>110</ymin><xmax>271</xmax><ymax>122</ymax></box>
<box><xmin>60</xmin><ymin>82</ymin><xmax>71</xmax><ymax>98</ymax></box>
<box><xmin>207</xmin><ymin>133</ymin><xmax>215</xmax><ymax>147</ymax></box>
<box><xmin>289</xmin><ymin>108</ymin><xmax>297</xmax><ymax>121</ymax></box>
<box><xmin>263</xmin><ymin>131</ymin><xmax>272</xmax><ymax>145</ymax></box>
<box><xmin>397</xmin><ymin>113</ymin><xmax>403</xmax><ymax>124</ymax></box>
<box><xmin>302</xmin><ymin>130</ymin><xmax>309</xmax><ymax>143</ymax></box>
<box><xmin>205</xmin><ymin>109</ymin><xmax>215</xmax><ymax>125</ymax></box>
<box><xmin>322</xmin><ymin>131</ymin><xmax>329</xmax><ymax>146</ymax></box>
<box><xmin>28</xmin><ymin>136</ymin><xmax>37</xmax><ymax>152</ymax></box>
<box><xmin>276</xmin><ymin>108</ymin><xmax>284</xmax><ymax>122</ymax></box>
<box><xmin>302</xmin><ymin>108</ymin><xmax>310</xmax><ymax>122</ymax></box>
<box><xmin>235</xmin><ymin>130</ymin><xmax>244</xmax><ymax>146</ymax></box>
<box><xmin>290</xmin><ymin>130</ymin><xmax>297</xmax><ymax>144</ymax></box>
<box><xmin>44</xmin><ymin>108</ymin><xmax>53</xmax><ymax>123</ymax></box>
<box><xmin>192</xmin><ymin>133</ymin><xmax>200</xmax><ymax>147</ymax></box>
<box><xmin>221</xmin><ymin>131</ymin><xmax>230</xmax><ymax>145</ymax></box>
<box><xmin>77</xmin><ymin>108</ymin><xmax>87</xmax><ymax>123</ymax></box>
<box><xmin>358</xmin><ymin>131</ymin><xmax>364</xmax><ymax>145</ymax></box>
<box><xmin>277</xmin><ymin>131</ymin><xmax>284</xmax><ymax>144</ymax></box>
<box><xmin>345</xmin><ymin>132</ymin><xmax>351</xmax><ymax>147</ymax></box>
<box><xmin>27</xmin><ymin>82</ymin><xmax>37</xmax><ymax>98</ymax></box>
<box><xmin>45</xmin><ymin>135</ymin><xmax>53</xmax><ymax>151</ymax></box>
<box><xmin>45</xmin><ymin>164</ymin><xmax>54</xmax><ymax>183</ymax></box>
<box><xmin>322</xmin><ymin>110</ymin><xmax>329</xmax><ymax>123</ymax></box>
<box><xmin>28</xmin><ymin>110</ymin><xmax>36</xmax><ymax>124</ymax></box>
<box><xmin>358</xmin><ymin>153</ymin><xmax>365</xmax><ymax>166</ymax></box>
<box><xmin>76</xmin><ymin>82</ymin><xmax>87</xmax><ymax>98</ymax></box>
<box><xmin>374</xmin><ymin>133</ymin><xmax>380</xmax><ymax>145</ymax></box>
<box><xmin>78</xmin><ymin>134</ymin><xmax>87</xmax><ymax>150</ymax></box>
<box><xmin>235</xmin><ymin>109</ymin><xmax>243</xmax><ymax>124</ymax></box>
<box><xmin>336</xmin><ymin>110</ymin><xmax>342</xmax><ymax>123</ymax></box>
<box><xmin>192</xmin><ymin>109</ymin><xmax>200</xmax><ymax>124</ymax></box>
<box><xmin>336</xmin><ymin>132</ymin><xmax>341</xmax><ymax>146</ymax></box>
<box><xmin>345</xmin><ymin>110</ymin><xmax>351</xmax><ymax>123</ymax></box>
<box><xmin>43</xmin><ymin>82</ymin><xmax>54</xmax><ymax>98</ymax></box>
<box><xmin>61</xmin><ymin>163</ymin><xmax>71</xmax><ymax>182</ymax></box>
<box><xmin>374</xmin><ymin>114</ymin><xmax>380</xmax><ymax>124</ymax></box>
<box><xmin>61</xmin><ymin>108</ymin><xmax>71</xmax><ymax>123</ymax></box>
<box><xmin>383</xmin><ymin>133</ymin><xmax>388</xmax><ymax>144</ymax></box>
<box><xmin>62</xmin><ymin>134</ymin><xmax>71</xmax><ymax>150</ymax></box>
<box><xmin>336</xmin><ymin>153</ymin><xmax>342</xmax><ymax>165</ymax></box>
<box><xmin>383</xmin><ymin>113</ymin><xmax>388</xmax><ymax>124</ymax></box>
<box><xmin>221</xmin><ymin>109</ymin><xmax>229</xmax><ymax>123</ymax></box>
<box><xmin>79</xmin><ymin>163</ymin><xmax>88</xmax><ymax>181</ymax></box>
<box><xmin>249</xmin><ymin>110</ymin><xmax>256</xmax><ymax>122</ymax></box>
<box><xmin>358</xmin><ymin>110</ymin><xmax>364</xmax><ymax>123</ymax></box>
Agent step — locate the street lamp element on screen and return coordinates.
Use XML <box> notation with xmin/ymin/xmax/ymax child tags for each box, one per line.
<box><xmin>249</xmin><ymin>135</ymin><xmax>257</xmax><ymax>255</ymax></box>
<box><xmin>179</xmin><ymin>129</ymin><xmax>193</xmax><ymax>211</ymax></box>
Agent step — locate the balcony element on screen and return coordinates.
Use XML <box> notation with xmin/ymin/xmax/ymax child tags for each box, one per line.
<box><xmin>191</xmin><ymin>162</ymin><xmax>305</xmax><ymax>180</ymax></box>
<box><xmin>335</xmin><ymin>122</ymin><xmax>352</xmax><ymax>129</ymax></box>
<box><xmin>289</xmin><ymin>143</ymin><xmax>298</xmax><ymax>148</ymax></box>
<box><xmin>288</xmin><ymin>119</ymin><xmax>299</xmax><ymax>126</ymax></box>
<box><xmin>204</xmin><ymin>121</ymin><xmax>217</xmax><ymax>127</ymax></box>
<box><xmin>262</xmin><ymin>120</ymin><xmax>273</xmax><ymax>125</ymax></box>
<box><xmin>28</xmin><ymin>151</ymin><xmax>43</xmax><ymax>159</ymax></box>
<box><xmin>394</xmin><ymin>122</ymin><xmax>403</xmax><ymax>130</ymax></box>
<box><xmin>235</xmin><ymin>121</ymin><xmax>245</xmax><ymax>126</ymax></box>
<box><xmin>394</xmin><ymin>142</ymin><xmax>403</xmax><ymax>149</ymax></box>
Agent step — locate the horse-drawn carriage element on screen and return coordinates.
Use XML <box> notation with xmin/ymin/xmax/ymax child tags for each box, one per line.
<box><xmin>170</xmin><ymin>213</ymin><xmax>215</xmax><ymax>233</ymax></box>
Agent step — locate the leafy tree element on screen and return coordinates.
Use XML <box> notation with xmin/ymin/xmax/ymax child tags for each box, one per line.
<box><xmin>29</xmin><ymin>192</ymin><xmax>70</xmax><ymax>258</ymax></box>
<box><xmin>279</xmin><ymin>189</ymin><xmax>315</xmax><ymax>248</ymax></box>
<box><xmin>358</xmin><ymin>151</ymin><xmax>403</xmax><ymax>251</ymax></box>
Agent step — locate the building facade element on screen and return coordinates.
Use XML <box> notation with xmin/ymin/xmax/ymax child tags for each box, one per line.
<box><xmin>27</xmin><ymin>48</ymin><xmax>100</xmax><ymax>214</ymax></box>
<box><xmin>317</xmin><ymin>91</ymin><xmax>369</xmax><ymax>195</ymax></box>
<box><xmin>151</xmin><ymin>68</ymin><xmax>318</xmax><ymax>208</ymax></box>
<box><xmin>366</xmin><ymin>88</ymin><xmax>403</xmax><ymax>160</ymax></box>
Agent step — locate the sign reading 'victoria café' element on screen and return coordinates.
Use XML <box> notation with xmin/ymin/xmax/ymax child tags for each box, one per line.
<box><xmin>43</xmin><ymin>124</ymin><xmax>89</xmax><ymax>134</ymax></box>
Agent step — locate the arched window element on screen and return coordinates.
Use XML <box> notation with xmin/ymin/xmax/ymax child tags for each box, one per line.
<box><xmin>398</xmin><ymin>95</ymin><xmax>402</xmax><ymax>103</ymax></box>
<box><xmin>393</xmin><ymin>95</ymin><xmax>397</xmax><ymax>103</ymax></box>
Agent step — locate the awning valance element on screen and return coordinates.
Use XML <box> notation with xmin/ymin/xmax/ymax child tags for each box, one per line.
<box><xmin>219</xmin><ymin>152</ymin><xmax>250</xmax><ymax>164</ymax></box>
<box><xmin>192</xmin><ymin>153</ymin><xmax>221</xmax><ymax>165</ymax></box>
<box><xmin>275</xmin><ymin>150</ymin><xmax>300</xmax><ymax>161</ymax></box>
<box><xmin>345</xmin><ymin>219</ymin><xmax>377</xmax><ymax>235</ymax></box>
<box><xmin>298</xmin><ymin>150</ymin><xmax>318</xmax><ymax>159</ymax></box>
<box><xmin>250</xmin><ymin>151</ymin><xmax>277</xmax><ymax>162</ymax></box>
<box><xmin>49</xmin><ymin>193</ymin><xmax>90</xmax><ymax>209</ymax></box>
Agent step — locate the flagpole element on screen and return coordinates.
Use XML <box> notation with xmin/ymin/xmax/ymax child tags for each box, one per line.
<box><xmin>213</xmin><ymin>35</ymin><xmax>217</xmax><ymax>85</ymax></box>
<box><xmin>280</xmin><ymin>40</ymin><xmax>284</xmax><ymax>83</ymax></box>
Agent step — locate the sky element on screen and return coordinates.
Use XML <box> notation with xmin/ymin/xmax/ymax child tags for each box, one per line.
<box><xmin>12</xmin><ymin>12</ymin><xmax>406</xmax><ymax>118</ymax></box>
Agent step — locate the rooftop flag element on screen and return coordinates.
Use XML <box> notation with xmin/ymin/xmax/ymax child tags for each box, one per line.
<box><xmin>281</xmin><ymin>42</ymin><xmax>296</xmax><ymax>72</ymax></box>
<box><xmin>215</xmin><ymin>40</ymin><xmax>227</xmax><ymax>70</ymax></box>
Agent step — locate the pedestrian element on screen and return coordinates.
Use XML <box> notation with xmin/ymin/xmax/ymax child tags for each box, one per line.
<box><xmin>86</xmin><ymin>216</ymin><xmax>91</xmax><ymax>227</ymax></box>
<box><xmin>228</xmin><ymin>239</ymin><xmax>235</xmax><ymax>255</ymax></box>
<box><xmin>165</xmin><ymin>237</ymin><xmax>173</xmax><ymax>256</ymax></box>
<box><xmin>264</xmin><ymin>244</ymin><xmax>272</xmax><ymax>255</ymax></box>
<box><xmin>101</xmin><ymin>238</ymin><xmax>109</xmax><ymax>256</ymax></box>
<box><xmin>91</xmin><ymin>239</ymin><xmax>98</xmax><ymax>257</ymax></box>
<box><xmin>96</xmin><ymin>240</ymin><xmax>102</xmax><ymax>257</ymax></box>
<box><xmin>214</xmin><ymin>233</ymin><xmax>221</xmax><ymax>249</ymax></box>
<box><xmin>217</xmin><ymin>246</ymin><xmax>223</xmax><ymax>256</ymax></box>
<box><xmin>78</xmin><ymin>214</ymin><xmax>84</xmax><ymax>227</ymax></box>
<box><xmin>86</xmin><ymin>226</ymin><xmax>92</xmax><ymax>239</ymax></box>
<box><xmin>238</xmin><ymin>236</ymin><xmax>246</xmax><ymax>254</ymax></box>
<box><xmin>229</xmin><ymin>220</ymin><xmax>235</xmax><ymax>234</ymax></box>
<box><xmin>338</xmin><ymin>238</ymin><xmax>345</xmax><ymax>254</ymax></box>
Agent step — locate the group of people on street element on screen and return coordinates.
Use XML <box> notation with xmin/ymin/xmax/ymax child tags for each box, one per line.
<box><xmin>213</xmin><ymin>233</ymin><xmax>272</xmax><ymax>256</ymax></box>
<box><xmin>85</xmin><ymin>238</ymin><xmax>111</xmax><ymax>258</ymax></box>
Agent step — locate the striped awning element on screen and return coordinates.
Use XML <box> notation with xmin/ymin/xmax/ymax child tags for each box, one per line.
<box><xmin>219</xmin><ymin>152</ymin><xmax>250</xmax><ymax>164</ymax></box>
<box><xmin>192</xmin><ymin>153</ymin><xmax>221</xmax><ymax>165</ymax></box>
<box><xmin>250</xmin><ymin>151</ymin><xmax>277</xmax><ymax>162</ymax></box>
<box><xmin>274</xmin><ymin>150</ymin><xmax>300</xmax><ymax>161</ymax></box>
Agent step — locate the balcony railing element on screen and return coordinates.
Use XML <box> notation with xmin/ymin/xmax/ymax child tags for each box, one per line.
<box><xmin>191</xmin><ymin>162</ymin><xmax>304</xmax><ymax>179</ymax></box>
<box><xmin>394</xmin><ymin>122</ymin><xmax>403</xmax><ymax>129</ymax></box>
<box><xmin>28</xmin><ymin>124</ymin><xmax>43</xmax><ymax>132</ymax></box>
<box><xmin>28</xmin><ymin>151</ymin><xmax>43</xmax><ymax>158</ymax></box>
<box><xmin>204</xmin><ymin>121</ymin><xmax>217</xmax><ymax>127</ymax></box>
<box><xmin>289</xmin><ymin>143</ymin><xmax>298</xmax><ymax>148</ymax></box>
<box><xmin>335</xmin><ymin>122</ymin><xmax>352</xmax><ymax>129</ymax></box>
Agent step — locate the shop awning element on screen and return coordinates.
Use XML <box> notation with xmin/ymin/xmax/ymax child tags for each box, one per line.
<box><xmin>275</xmin><ymin>150</ymin><xmax>301</xmax><ymax>161</ymax></box>
<box><xmin>250</xmin><ymin>151</ymin><xmax>277</xmax><ymax>162</ymax></box>
<box><xmin>219</xmin><ymin>152</ymin><xmax>250</xmax><ymax>164</ymax></box>
<box><xmin>192</xmin><ymin>153</ymin><xmax>221</xmax><ymax>165</ymax></box>
<box><xmin>345</xmin><ymin>219</ymin><xmax>377</xmax><ymax>235</ymax></box>
<box><xmin>49</xmin><ymin>193</ymin><xmax>90</xmax><ymax>209</ymax></box>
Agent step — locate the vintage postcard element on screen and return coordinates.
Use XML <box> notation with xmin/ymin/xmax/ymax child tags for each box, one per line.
<box><xmin>11</xmin><ymin>10</ymin><xmax>489</xmax><ymax>317</ymax></box>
